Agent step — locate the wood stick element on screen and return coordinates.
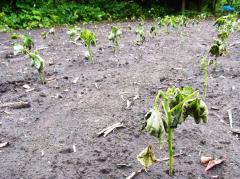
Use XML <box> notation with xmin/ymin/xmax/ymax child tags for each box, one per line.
<box><xmin>0</xmin><ymin>101</ymin><xmax>30</xmax><ymax>109</ymax></box>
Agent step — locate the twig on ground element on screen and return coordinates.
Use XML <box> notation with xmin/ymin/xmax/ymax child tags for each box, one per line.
<box><xmin>97</xmin><ymin>122</ymin><xmax>125</xmax><ymax>137</ymax></box>
<box><xmin>126</xmin><ymin>169</ymin><xmax>145</xmax><ymax>179</ymax></box>
<box><xmin>0</xmin><ymin>142</ymin><xmax>9</xmax><ymax>148</ymax></box>
<box><xmin>0</xmin><ymin>101</ymin><xmax>30</xmax><ymax>109</ymax></box>
<box><xmin>227</xmin><ymin>109</ymin><xmax>240</xmax><ymax>134</ymax></box>
<box><xmin>227</xmin><ymin>109</ymin><xmax>233</xmax><ymax>129</ymax></box>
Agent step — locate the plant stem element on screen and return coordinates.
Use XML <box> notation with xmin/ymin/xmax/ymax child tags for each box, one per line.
<box><xmin>203</xmin><ymin>62</ymin><xmax>208</xmax><ymax>99</ymax></box>
<box><xmin>39</xmin><ymin>71</ymin><xmax>45</xmax><ymax>84</ymax></box>
<box><xmin>167</xmin><ymin>111</ymin><xmax>173</xmax><ymax>176</ymax></box>
<box><xmin>164</xmin><ymin>97</ymin><xmax>174</xmax><ymax>176</ymax></box>
<box><xmin>87</xmin><ymin>46</ymin><xmax>93</xmax><ymax>61</ymax></box>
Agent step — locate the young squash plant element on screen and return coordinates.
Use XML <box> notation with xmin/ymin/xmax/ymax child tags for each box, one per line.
<box><xmin>12</xmin><ymin>34</ymin><xmax>45</xmax><ymax>84</ymax></box>
<box><xmin>80</xmin><ymin>29</ymin><xmax>97</xmax><ymax>61</ymax></box>
<box><xmin>139</xmin><ymin>86</ymin><xmax>208</xmax><ymax>176</ymax></box>
<box><xmin>108</xmin><ymin>26</ymin><xmax>122</xmax><ymax>54</ymax></box>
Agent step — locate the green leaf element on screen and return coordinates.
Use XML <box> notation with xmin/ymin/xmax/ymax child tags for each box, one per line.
<box><xmin>80</xmin><ymin>29</ymin><xmax>96</xmax><ymax>47</ymax></box>
<box><xmin>22</xmin><ymin>35</ymin><xmax>34</xmax><ymax>50</ymax></box>
<box><xmin>137</xmin><ymin>145</ymin><xmax>156</xmax><ymax>169</ymax></box>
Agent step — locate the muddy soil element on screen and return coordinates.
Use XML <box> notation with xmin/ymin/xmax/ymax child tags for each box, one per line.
<box><xmin>0</xmin><ymin>21</ymin><xmax>240</xmax><ymax>179</ymax></box>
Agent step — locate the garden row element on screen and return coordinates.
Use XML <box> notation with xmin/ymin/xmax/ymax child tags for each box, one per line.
<box><xmin>7</xmin><ymin>13</ymin><xmax>240</xmax><ymax>177</ymax></box>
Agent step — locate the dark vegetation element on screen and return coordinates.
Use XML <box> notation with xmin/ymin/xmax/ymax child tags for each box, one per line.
<box><xmin>1</xmin><ymin>0</ymin><xmax>239</xmax><ymax>30</ymax></box>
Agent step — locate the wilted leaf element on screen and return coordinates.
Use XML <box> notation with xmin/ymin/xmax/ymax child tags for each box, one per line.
<box><xmin>28</xmin><ymin>50</ymin><xmax>45</xmax><ymax>72</ymax></box>
<box><xmin>67</xmin><ymin>26</ymin><xmax>81</xmax><ymax>40</ymax></box>
<box><xmin>181</xmin><ymin>98</ymin><xmax>208</xmax><ymax>124</ymax></box>
<box><xmin>142</xmin><ymin>109</ymin><xmax>166</xmax><ymax>148</ymax></box>
<box><xmin>205</xmin><ymin>159</ymin><xmax>224</xmax><ymax>171</ymax></box>
<box><xmin>201</xmin><ymin>156</ymin><xmax>213</xmax><ymax>164</ymax></box>
<box><xmin>13</xmin><ymin>44</ymin><xmax>24</xmax><ymax>55</ymax></box>
<box><xmin>137</xmin><ymin>145</ymin><xmax>156</xmax><ymax>169</ymax></box>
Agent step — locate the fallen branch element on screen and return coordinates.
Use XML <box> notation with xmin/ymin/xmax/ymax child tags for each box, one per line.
<box><xmin>0</xmin><ymin>101</ymin><xmax>30</xmax><ymax>109</ymax></box>
<box><xmin>97</xmin><ymin>122</ymin><xmax>124</xmax><ymax>137</ymax></box>
<box><xmin>126</xmin><ymin>152</ymin><xmax>184</xmax><ymax>179</ymax></box>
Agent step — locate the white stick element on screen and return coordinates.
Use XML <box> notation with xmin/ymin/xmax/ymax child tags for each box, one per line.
<box><xmin>227</xmin><ymin>109</ymin><xmax>233</xmax><ymax>129</ymax></box>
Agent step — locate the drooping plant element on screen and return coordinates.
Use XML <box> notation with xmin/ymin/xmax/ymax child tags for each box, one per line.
<box><xmin>67</xmin><ymin>25</ymin><xmax>81</xmax><ymax>41</ymax></box>
<box><xmin>41</xmin><ymin>28</ymin><xmax>56</xmax><ymax>39</ymax></box>
<box><xmin>149</xmin><ymin>26</ymin><xmax>157</xmax><ymax>37</ymax></box>
<box><xmin>108</xmin><ymin>26</ymin><xmax>122</xmax><ymax>54</ymax></box>
<box><xmin>135</xmin><ymin>20</ymin><xmax>145</xmax><ymax>45</ymax></box>
<box><xmin>80</xmin><ymin>29</ymin><xmax>97</xmax><ymax>61</ymax></box>
<box><xmin>158</xmin><ymin>15</ymin><xmax>188</xmax><ymax>34</ymax></box>
<box><xmin>138</xmin><ymin>86</ymin><xmax>208</xmax><ymax>176</ymax></box>
<box><xmin>200</xmin><ymin>13</ymin><xmax>238</xmax><ymax>97</ymax></box>
<box><xmin>12</xmin><ymin>34</ymin><xmax>45</xmax><ymax>84</ymax></box>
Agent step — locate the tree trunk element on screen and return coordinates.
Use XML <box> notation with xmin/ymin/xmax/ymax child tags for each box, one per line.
<box><xmin>182</xmin><ymin>0</ymin><xmax>186</xmax><ymax>13</ymax></box>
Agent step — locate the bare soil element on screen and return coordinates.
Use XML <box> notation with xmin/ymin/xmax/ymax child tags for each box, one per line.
<box><xmin>0</xmin><ymin>21</ymin><xmax>240</xmax><ymax>179</ymax></box>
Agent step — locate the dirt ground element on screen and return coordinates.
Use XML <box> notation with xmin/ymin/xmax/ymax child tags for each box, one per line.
<box><xmin>0</xmin><ymin>21</ymin><xmax>240</xmax><ymax>179</ymax></box>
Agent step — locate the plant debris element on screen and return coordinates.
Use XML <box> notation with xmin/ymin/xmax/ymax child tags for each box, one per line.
<box><xmin>0</xmin><ymin>142</ymin><xmax>9</xmax><ymax>148</ymax></box>
<box><xmin>97</xmin><ymin>122</ymin><xmax>124</xmax><ymax>137</ymax></box>
<box><xmin>0</xmin><ymin>101</ymin><xmax>30</xmax><ymax>109</ymax></box>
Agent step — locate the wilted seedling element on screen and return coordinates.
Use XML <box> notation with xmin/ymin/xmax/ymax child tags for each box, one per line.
<box><xmin>80</xmin><ymin>29</ymin><xmax>96</xmax><ymax>60</ymax></box>
<box><xmin>67</xmin><ymin>25</ymin><xmax>81</xmax><ymax>41</ymax></box>
<box><xmin>135</xmin><ymin>22</ymin><xmax>145</xmax><ymax>45</ymax></box>
<box><xmin>158</xmin><ymin>15</ymin><xmax>188</xmax><ymax>34</ymax></box>
<box><xmin>11</xmin><ymin>34</ymin><xmax>34</xmax><ymax>50</ymax></box>
<box><xmin>150</xmin><ymin>26</ymin><xmax>157</xmax><ymax>37</ymax></box>
<box><xmin>200</xmin><ymin>14</ymin><xmax>238</xmax><ymax>98</ymax></box>
<box><xmin>41</xmin><ymin>28</ymin><xmax>55</xmax><ymax>39</ymax></box>
<box><xmin>209</xmin><ymin>39</ymin><xmax>227</xmax><ymax>58</ymax></box>
<box><xmin>28</xmin><ymin>50</ymin><xmax>45</xmax><ymax>83</ymax></box>
<box><xmin>140</xmin><ymin>87</ymin><xmax>208</xmax><ymax>176</ymax></box>
<box><xmin>108</xmin><ymin>26</ymin><xmax>122</xmax><ymax>54</ymax></box>
<box><xmin>12</xmin><ymin>35</ymin><xmax>45</xmax><ymax>84</ymax></box>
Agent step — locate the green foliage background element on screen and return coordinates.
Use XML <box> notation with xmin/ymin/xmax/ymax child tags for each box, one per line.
<box><xmin>0</xmin><ymin>0</ymin><xmax>239</xmax><ymax>30</ymax></box>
